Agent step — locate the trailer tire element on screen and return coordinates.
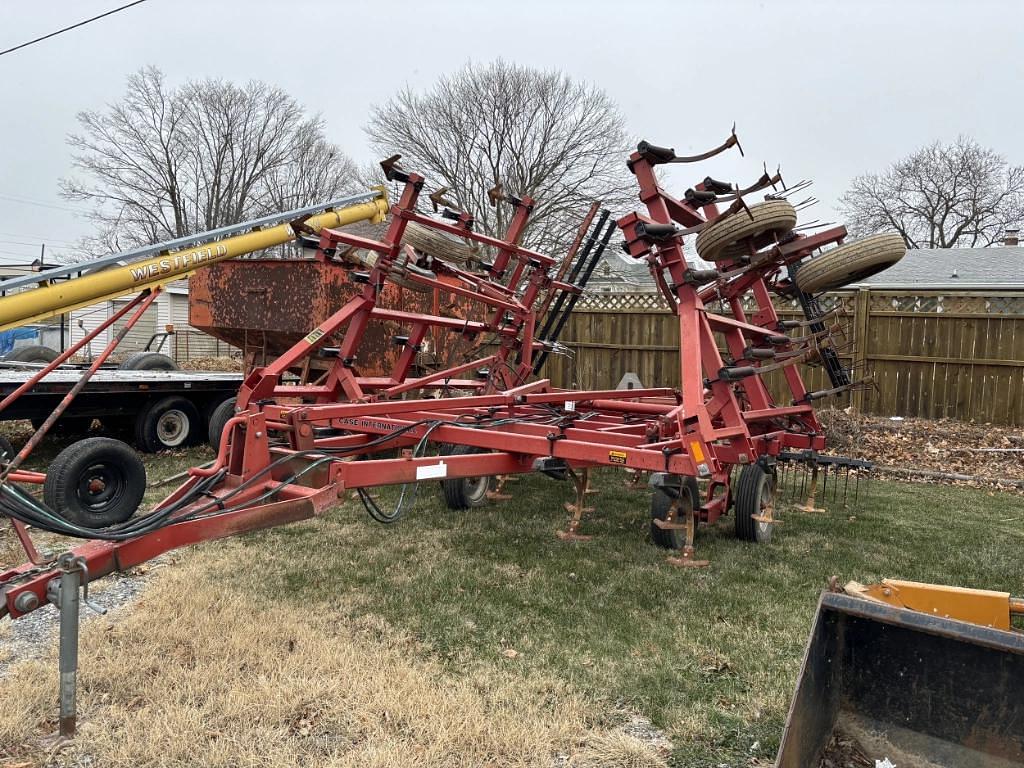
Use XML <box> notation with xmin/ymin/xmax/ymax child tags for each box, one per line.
<box><xmin>650</xmin><ymin>476</ymin><xmax>700</xmax><ymax>549</ymax></box>
<box><xmin>135</xmin><ymin>396</ymin><xmax>201</xmax><ymax>452</ymax></box>
<box><xmin>43</xmin><ymin>437</ymin><xmax>146</xmax><ymax>528</ymax></box>
<box><xmin>795</xmin><ymin>233</ymin><xmax>906</xmax><ymax>294</ymax></box>
<box><xmin>441</xmin><ymin>445</ymin><xmax>491</xmax><ymax>510</ymax></box>
<box><xmin>119</xmin><ymin>351</ymin><xmax>179</xmax><ymax>371</ymax></box>
<box><xmin>207</xmin><ymin>397</ymin><xmax>236</xmax><ymax>452</ymax></box>
<box><xmin>4</xmin><ymin>345</ymin><xmax>59</xmax><ymax>364</ymax></box>
<box><xmin>735</xmin><ymin>463</ymin><xmax>775</xmax><ymax>543</ymax></box>
<box><xmin>695</xmin><ymin>200</ymin><xmax>797</xmax><ymax>262</ymax></box>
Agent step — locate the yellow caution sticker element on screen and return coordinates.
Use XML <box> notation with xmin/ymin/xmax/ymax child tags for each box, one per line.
<box><xmin>304</xmin><ymin>328</ymin><xmax>325</xmax><ymax>345</ymax></box>
<box><xmin>608</xmin><ymin>450</ymin><xmax>628</xmax><ymax>465</ymax></box>
<box><xmin>689</xmin><ymin>441</ymin><xmax>706</xmax><ymax>463</ymax></box>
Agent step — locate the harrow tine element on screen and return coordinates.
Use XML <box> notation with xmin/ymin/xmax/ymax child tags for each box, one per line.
<box><xmin>767</xmin><ymin>178</ymin><xmax>813</xmax><ymax>199</ymax></box>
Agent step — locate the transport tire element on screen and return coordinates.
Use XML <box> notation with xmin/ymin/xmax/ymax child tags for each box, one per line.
<box><xmin>119</xmin><ymin>352</ymin><xmax>179</xmax><ymax>371</ymax></box>
<box><xmin>795</xmin><ymin>233</ymin><xmax>906</xmax><ymax>294</ymax></box>
<box><xmin>207</xmin><ymin>397</ymin><xmax>237</xmax><ymax>452</ymax></box>
<box><xmin>695</xmin><ymin>200</ymin><xmax>797</xmax><ymax>262</ymax></box>
<box><xmin>134</xmin><ymin>396</ymin><xmax>201</xmax><ymax>452</ymax></box>
<box><xmin>4</xmin><ymin>345</ymin><xmax>59</xmax><ymax>364</ymax></box>
<box><xmin>43</xmin><ymin>437</ymin><xmax>146</xmax><ymax>528</ymax></box>
<box><xmin>650</xmin><ymin>476</ymin><xmax>700</xmax><ymax>549</ymax></box>
<box><xmin>441</xmin><ymin>444</ymin><xmax>491</xmax><ymax>510</ymax></box>
<box><xmin>734</xmin><ymin>463</ymin><xmax>775</xmax><ymax>543</ymax></box>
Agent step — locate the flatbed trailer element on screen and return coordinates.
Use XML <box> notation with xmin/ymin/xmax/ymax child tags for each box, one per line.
<box><xmin>0</xmin><ymin>368</ymin><xmax>241</xmax><ymax>445</ymax></box>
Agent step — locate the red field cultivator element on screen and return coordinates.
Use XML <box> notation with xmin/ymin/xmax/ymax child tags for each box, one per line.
<box><xmin>2</xmin><ymin>130</ymin><xmax>910</xmax><ymax>736</ymax></box>
<box><xmin>2</xmin><ymin>132</ymin><xmax>907</xmax><ymax>616</ymax></box>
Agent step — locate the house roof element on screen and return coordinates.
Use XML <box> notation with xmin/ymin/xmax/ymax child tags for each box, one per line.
<box><xmin>855</xmin><ymin>246</ymin><xmax>1024</xmax><ymax>289</ymax></box>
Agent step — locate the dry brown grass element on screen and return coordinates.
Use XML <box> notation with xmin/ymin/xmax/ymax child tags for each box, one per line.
<box><xmin>0</xmin><ymin>542</ymin><xmax>658</xmax><ymax>768</ymax></box>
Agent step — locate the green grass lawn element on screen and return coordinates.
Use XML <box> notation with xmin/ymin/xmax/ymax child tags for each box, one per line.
<box><xmin>3</xmin><ymin>427</ymin><xmax>1022</xmax><ymax>766</ymax></box>
<box><xmin>183</xmin><ymin>465</ymin><xmax>1024</xmax><ymax>767</ymax></box>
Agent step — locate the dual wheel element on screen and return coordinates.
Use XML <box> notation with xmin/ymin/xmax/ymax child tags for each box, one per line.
<box><xmin>693</xmin><ymin>199</ymin><xmax>906</xmax><ymax>291</ymax></box>
<box><xmin>648</xmin><ymin>463</ymin><xmax>776</xmax><ymax>549</ymax></box>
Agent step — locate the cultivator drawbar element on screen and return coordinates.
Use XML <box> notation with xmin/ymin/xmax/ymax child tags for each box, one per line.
<box><xmin>3</xmin><ymin>131</ymin><xmax>908</xmax><ymax>634</ymax></box>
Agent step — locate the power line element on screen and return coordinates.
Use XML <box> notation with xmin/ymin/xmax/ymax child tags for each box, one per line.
<box><xmin>0</xmin><ymin>233</ymin><xmax>78</xmax><ymax>247</ymax></box>
<box><xmin>0</xmin><ymin>1</ymin><xmax>151</xmax><ymax>58</ymax></box>
<box><xmin>0</xmin><ymin>193</ymin><xmax>87</xmax><ymax>215</ymax></box>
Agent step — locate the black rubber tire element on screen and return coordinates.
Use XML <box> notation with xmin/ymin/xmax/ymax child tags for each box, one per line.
<box><xmin>134</xmin><ymin>396</ymin><xmax>201</xmax><ymax>452</ymax></box>
<box><xmin>207</xmin><ymin>397</ymin><xmax>237</xmax><ymax>452</ymax></box>
<box><xmin>441</xmin><ymin>444</ymin><xmax>491</xmax><ymax>510</ymax></box>
<box><xmin>5</xmin><ymin>345</ymin><xmax>59</xmax><ymax>363</ymax></box>
<box><xmin>650</xmin><ymin>476</ymin><xmax>700</xmax><ymax>549</ymax></box>
<box><xmin>734</xmin><ymin>463</ymin><xmax>775</xmax><ymax>543</ymax></box>
<box><xmin>119</xmin><ymin>352</ymin><xmax>179</xmax><ymax>371</ymax></box>
<box><xmin>43</xmin><ymin>437</ymin><xmax>146</xmax><ymax>528</ymax></box>
<box><xmin>795</xmin><ymin>233</ymin><xmax>906</xmax><ymax>294</ymax></box>
<box><xmin>695</xmin><ymin>200</ymin><xmax>797</xmax><ymax>262</ymax></box>
<box><xmin>0</xmin><ymin>435</ymin><xmax>14</xmax><ymax>462</ymax></box>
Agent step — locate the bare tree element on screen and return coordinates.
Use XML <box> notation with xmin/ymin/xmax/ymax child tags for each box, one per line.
<box><xmin>364</xmin><ymin>60</ymin><xmax>634</xmax><ymax>254</ymax></box>
<box><xmin>62</xmin><ymin>67</ymin><xmax>359</xmax><ymax>254</ymax></box>
<box><xmin>840</xmin><ymin>137</ymin><xmax>1024</xmax><ymax>248</ymax></box>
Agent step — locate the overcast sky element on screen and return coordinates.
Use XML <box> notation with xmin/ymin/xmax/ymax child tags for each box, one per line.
<box><xmin>0</xmin><ymin>0</ymin><xmax>1021</xmax><ymax>264</ymax></box>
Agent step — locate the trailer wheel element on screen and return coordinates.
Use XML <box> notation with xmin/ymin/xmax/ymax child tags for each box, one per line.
<box><xmin>734</xmin><ymin>463</ymin><xmax>775</xmax><ymax>543</ymax></box>
<box><xmin>4</xmin><ymin>345</ymin><xmax>58</xmax><ymax>364</ymax></box>
<box><xmin>441</xmin><ymin>445</ymin><xmax>491</xmax><ymax>510</ymax></box>
<box><xmin>695</xmin><ymin>200</ymin><xmax>797</xmax><ymax>262</ymax></box>
<box><xmin>43</xmin><ymin>437</ymin><xmax>146</xmax><ymax>528</ymax></box>
<box><xmin>119</xmin><ymin>351</ymin><xmax>179</xmax><ymax>371</ymax></box>
<box><xmin>207</xmin><ymin>397</ymin><xmax>236</xmax><ymax>452</ymax></box>
<box><xmin>795</xmin><ymin>233</ymin><xmax>906</xmax><ymax>294</ymax></box>
<box><xmin>650</xmin><ymin>476</ymin><xmax>700</xmax><ymax>549</ymax></box>
<box><xmin>135</xmin><ymin>396</ymin><xmax>201</xmax><ymax>452</ymax></box>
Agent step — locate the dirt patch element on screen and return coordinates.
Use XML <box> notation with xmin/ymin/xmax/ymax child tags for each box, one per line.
<box><xmin>177</xmin><ymin>355</ymin><xmax>243</xmax><ymax>372</ymax></box>
<box><xmin>818</xmin><ymin>409</ymin><xmax>1023</xmax><ymax>488</ymax></box>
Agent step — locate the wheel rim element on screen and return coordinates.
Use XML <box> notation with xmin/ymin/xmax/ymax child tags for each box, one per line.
<box><xmin>76</xmin><ymin>462</ymin><xmax>126</xmax><ymax>514</ymax></box>
<box><xmin>757</xmin><ymin>481</ymin><xmax>774</xmax><ymax>538</ymax></box>
<box><xmin>157</xmin><ymin>409</ymin><xmax>190</xmax><ymax>447</ymax></box>
<box><xmin>463</xmin><ymin>475</ymin><xmax>489</xmax><ymax>504</ymax></box>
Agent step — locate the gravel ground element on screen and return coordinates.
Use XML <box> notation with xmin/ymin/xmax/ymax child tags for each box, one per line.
<box><xmin>0</xmin><ymin>568</ymin><xmax>153</xmax><ymax>678</ymax></box>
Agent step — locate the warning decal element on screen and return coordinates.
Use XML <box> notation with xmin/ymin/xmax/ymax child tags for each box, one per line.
<box><xmin>608</xmin><ymin>450</ymin><xmax>628</xmax><ymax>465</ymax></box>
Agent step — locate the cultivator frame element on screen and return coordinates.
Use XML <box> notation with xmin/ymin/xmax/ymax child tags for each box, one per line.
<box><xmin>3</xmin><ymin>133</ymin><xmax>876</xmax><ymax>624</ymax></box>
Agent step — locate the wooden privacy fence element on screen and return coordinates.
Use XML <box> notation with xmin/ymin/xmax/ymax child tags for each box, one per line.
<box><xmin>541</xmin><ymin>290</ymin><xmax>1024</xmax><ymax>426</ymax></box>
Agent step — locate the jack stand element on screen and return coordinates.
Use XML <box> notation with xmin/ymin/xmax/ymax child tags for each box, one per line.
<box><xmin>665</xmin><ymin>501</ymin><xmax>710</xmax><ymax>568</ymax></box>
<box><xmin>487</xmin><ymin>474</ymin><xmax>517</xmax><ymax>502</ymax></box>
<box><xmin>42</xmin><ymin>553</ymin><xmax>106</xmax><ymax>744</ymax></box>
<box><xmin>795</xmin><ymin>463</ymin><xmax>826</xmax><ymax>513</ymax></box>
<box><xmin>557</xmin><ymin>468</ymin><xmax>593</xmax><ymax>542</ymax></box>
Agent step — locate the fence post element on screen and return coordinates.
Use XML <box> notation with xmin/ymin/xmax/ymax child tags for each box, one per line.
<box><xmin>850</xmin><ymin>288</ymin><xmax>871</xmax><ymax>413</ymax></box>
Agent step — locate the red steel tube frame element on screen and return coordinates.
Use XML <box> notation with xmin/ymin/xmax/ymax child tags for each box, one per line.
<box><xmin>2</xmin><ymin>151</ymin><xmax>842</xmax><ymax>619</ymax></box>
